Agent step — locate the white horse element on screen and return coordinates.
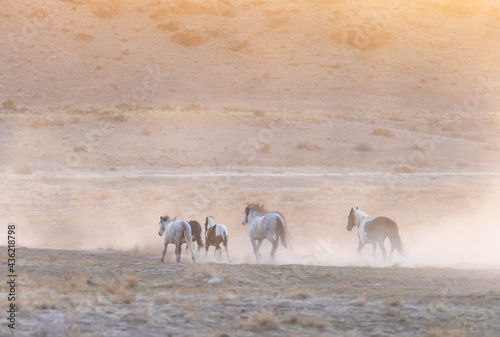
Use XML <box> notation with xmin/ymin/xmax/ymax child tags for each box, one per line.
<box><xmin>204</xmin><ymin>216</ymin><xmax>230</xmax><ymax>262</ymax></box>
<box><xmin>242</xmin><ymin>204</ymin><xmax>290</xmax><ymax>263</ymax></box>
<box><xmin>158</xmin><ymin>216</ymin><xmax>196</xmax><ymax>263</ymax></box>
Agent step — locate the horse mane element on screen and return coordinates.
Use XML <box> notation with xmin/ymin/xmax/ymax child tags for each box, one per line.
<box><xmin>353</xmin><ymin>209</ymin><xmax>371</xmax><ymax>226</ymax></box>
<box><xmin>206</xmin><ymin>216</ymin><xmax>216</xmax><ymax>229</ymax></box>
<box><xmin>161</xmin><ymin>215</ymin><xmax>177</xmax><ymax>222</ymax></box>
<box><xmin>247</xmin><ymin>202</ymin><xmax>269</xmax><ymax>215</ymax></box>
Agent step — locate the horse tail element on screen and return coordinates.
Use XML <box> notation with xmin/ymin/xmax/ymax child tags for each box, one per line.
<box><xmin>276</xmin><ymin>215</ymin><xmax>289</xmax><ymax>249</ymax></box>
<box><xmin>182</xmin><ymin>221</ymin><xmax>196</xmax><ymax>262</ymax></box>
<box><xmin>388</xmin><ymin>222</ymin><xmax>405</xmax><ymax>257</ymax></box>
<box><xmin>193</xmin><ymin>221</ymin><xmax>203</xmax><ymax>249</ymax></box>
<box><xmin>221</xmin><ymin>225</ymin><xmax>229</xmax><ymax>247</ymax></box>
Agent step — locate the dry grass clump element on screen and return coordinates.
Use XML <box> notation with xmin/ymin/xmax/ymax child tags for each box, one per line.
<box><xmin>74</xmin><ymin>144</ymin><xmax>88</xmax><ymax>152</ymax></box>
<box><xmin>91</xmin><ymin>0</ymin><xmax>122</xmax><ymax>19</ymax></box>
<box><xmin>63</xmin><ymin>270</ymin><xmax>91</xmax><ymax>288</ymax></box>
<box><xmin>161</xmin><ymin>104</ymin><xmax>177</xmax><ymax>111</ymax></box>
<box><xmin>154</xmin><ymin>294</ymin><xmax>170</xmax><ymax>305</ymax></box>
<box><xmin>240</xmin><ymin>310</ymin><xmax>280</xmax><ymax>332</ymax></box>
<box><xmin>183</xmin><ymin>263</ymin><xmax>216</xmax><ymax>281</ymax></box>
<box><xmin>371</xmin><ymin>127</ymin><xmax>393</xmax><ymax>137</ymax></box>
<box><xmin>352</xmin><ymin>293</ymin><xmax>369</xmax><ymax>306</ymax></box>
<box><xmin>285</xmin><ymin>286</ymin><xmax>315</xmax><ymax>300</ymax></box>
<box><xmin>121</xmin><ymin>272</ymin><xmax>140</xmax><ymax>289</ymax></box>
<box><xmin>116</xmin><ymin>102</ymin><xmax>140</xmax><ymax>111</ymax></box>
<box><xmin>228</xmin><ymin>39</ymin><xmax>249</xmax><ymax>51</ymax></box>
<box><xmin>426</xmin><ymin>328</ymin><xmax>473</xmax><ymax>337</ymax></box>
<box><xmin>117</xmin><ymin>291</ymin><xmax>136</xmax><ymax>304</ymax></box>
<box><xmin>181</xmin><ymin>103</ymin><xmax>204</xmax><ymax>112</ymax></box>
<box><xmin>354</xmin><ymin>142</ymin><xmax>373</xmax><ymax>152</ymax></box>
<box><xmin>393</xmin><ymin>164</ymin><xmax>415</xmax><ymax>173</ymax></box>
<box><xmin>74</xmin><ymin>32</ymin><xmax>94</xmax><ymax>42</ymax></box>
<box><xmin>259</xmin><ymin>143</ymin><xmax>270</xmax><ymax>153</ymax></box>
<box><xmin>171</xmin><ymin>29</ymin><xmax>207</xmax><ymax>46</ymax></box>
<box><xmin>387</xmin><ymin>293</ymin><xmax>402</xmax><ymax>306</ymax></box>
<box><xmin>2</xmin><ymin>99</ymin><xmax>17</xmax><ymax>111</ymax></box>
<box><xmin>297</xmin><ymin>142</ymin><xmax>322</xmax><ymax>151</ymax></box>
<box><xmin>31</xmin><ymin>295</ymin><xmax>57</xmax><ymax>310</ymax></box>
<box><xmin>105</xmin><ymin>279</ymin><xmax>122</xmax><ymax>295</ymax></box>
<box><xmin>1</xmin><ymin>99</ymin><xmax>26</xmax><ymax>112</ymax></box>
<box><xmin>28</xmin><ymin>117</ymin><xmax>50</xmax><ymax>128</ymax></box>
<box><xmin>157</xmin><ymin>21</ymin><xmax>180</xmax><ymax>32</ymax></box>
<box><xmin>284</xmin><ymin>313</ymin><xmax>327</xmax><ymax>329</ymax></box>
<box><xmin>105</xmin><ymin>273</ymin><xmax>140</xmax><ymax>303</ymax></box>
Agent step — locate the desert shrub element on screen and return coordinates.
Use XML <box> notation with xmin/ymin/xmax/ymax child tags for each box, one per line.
<box><xmin>171</xmin><ymin>29</ymin><xmax>207</xmax><ymax>46</ymax></box>
<box><xmin>284</xmin><ymin>313</ymin><xmax>327</xmax><ymax>328</ymax></box>
<box><xmin>259</xmin><ymin>144</ymin><xmax>270</xmax><ymax>153</ymax></box>
<box><xmin>371</xmin><ymin>127</ymin><xmax>393</xmax><ymax>137</ymax></box>
<box><xmin>28</xmin><ymin>117</ymin><xmax>49</xmax><ymax>128</ymax></box>
<box><xmin>354</xmin><ymin>142</ymin><xmax>373</xmax><ymax>152</ymax></box>
<box><xmin>157</xmin><ymin>22</ymin><xmax>180</xmax><ymax>32</ymax></box>
<box><xmin>297</xmin><ymin>142</ymin><xmax>322</xmax><ymax>151</ymax></box>
<box><xmin>75</xmin><ymin>32</ymin><xmax>94</xmax><ymax>42</ymax></box>
<box><xmin>91</xmin><ymin>0</ymin><xmax>122</xmax><ymax>19</ymax></box>
<box><xmin>161</xmin><ymin>104</ymin><xmax>177</xmax><ymax>111</ymax></box>
<box><xmin>181</xmin><ymin>103</ymin><xmax>203</xmax><ymax>112</ymax></box>
<box><xmin>116</xmin><ymin>102</ymin><xmax>140</xmax><ymax>111</ymax></box>
<box><xmin>154</xmin><ymin>295</ymin><xmax>170</xmax><ymax>305</ymax></box>
<box><xmin>228</xmin><ymin>39</ymin><xmax>249</xmax><ymax>51</ymax></box>
<box><xmin>2</xmin><ymin>99</ymin><xmax>16</xmax><ymax>111</ymax></box>
<box><xmin>393</xmin><ymin>164</ymin><xmax>414</xmax><ymax>173</ymax></box>
<box><xmin>240</xmin><ymin>310</ymin><xmax>280</xmax><ymax>332</ymax></box>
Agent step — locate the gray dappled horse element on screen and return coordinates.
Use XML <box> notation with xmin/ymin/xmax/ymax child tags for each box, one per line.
<box><xmin>242</xmin><ymin>204</ymin><xmax>290</xmax><ymax>263</ymax></box>
<box><xmin>158</xmin><ymin>216</ymin><xmax>196</xmax><ymax>263</ymax></box>
<box><xmin>346</xmin><ymin>207</ymin><xmax>405</xmax><ymax>262</ymax></box>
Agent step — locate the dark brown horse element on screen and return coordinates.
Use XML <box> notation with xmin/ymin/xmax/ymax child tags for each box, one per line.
<box><xmin>347</xmin><ymin>207</ymin><xmax>404</xmax><ymax>261</ymax></box>
<box><xmin>204</xmin><ymin>216</ymin><xmax>230</xmax><ymax>262</ymax></box>
<box><xmin>186</xmin><ymin>220</ymin><xmax>203</xmax><ymax>253</ymax></box>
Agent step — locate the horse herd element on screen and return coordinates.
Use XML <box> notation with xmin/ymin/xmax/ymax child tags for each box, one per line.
<box><xmin>158</xmin><ymin>203</ymin><xmax>405</xmax><ymax>263</ymax></box>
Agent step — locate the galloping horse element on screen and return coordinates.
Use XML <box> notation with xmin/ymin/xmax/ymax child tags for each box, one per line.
<box><xmin>204</xmin><ymin>216</ymin><xmax>230</xmax><ymax>262</ymax></box>
<box><xmin>246</xmin><ymin>202</ymin><xmax>287</xmax><ymax>225</ymax></box>
<box><xmin>158</xmin><ymin>216</ymin><xmax>196</xmax><ymax>263</ymax></box>
<box><xmin>242</xmin><ymin>203</ymin><xmax>290</xmax><ymax>263</ymax></box>
<box><xmin>346</xmin><ymin>207</ymin><xmax>405</xmax><ymax>261</ymax></box>
<box><xmin>187</xmin><ymin>220</ymin><xmax>203</xmax><ymax>253</ymax></box>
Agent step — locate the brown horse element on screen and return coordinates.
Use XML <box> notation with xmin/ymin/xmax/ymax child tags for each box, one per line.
<box><xmin>204</xmin><ymin>216</ymin><xmax>230</xmax><ymax>262</ymax></box>
<box><xmin>186</xmin><ymin>220</ymin><xmax>203</xmax><ymax>253</ymax></box>
<box><xmin>346</xmin><ymin>207</ymin><xmax>405</xmax><ymax>261</ymax></box>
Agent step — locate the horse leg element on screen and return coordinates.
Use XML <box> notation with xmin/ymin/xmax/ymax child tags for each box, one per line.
<box><xmin>224</xmin><ymin>243</ymin><xmax>231</xmax><ymax>263</ymax></box>
<box><xmin>257</xmin><ymin>239</ymin><xmax>263</xmax><ymax>250</ymax></box>
<box><xmin>357</xmin><ymin>241</ymin><xmax>364</xmax><ymax>259</ymax></box>
<box><xmin>161</xmin><ymin>242</ymin><xmax>168</xmax><ymax>262</ymax></box>
<box><xmin>267</xmin><ymin>234</ymin><xmax>278</xmax><ymax>259</ymax></box>
<box><xmin>378</xmin><ymin>239</ymin><xmax>387</xmax><ymax>263</ymax></box>
<box><xmin>175</xmin><ymin>242</ymin><xmax>181</xmax><ymax>263</ymax></box>
<box><xmin>250</xmin><ymin>238</ymin><xmax>260</xmax><ymax>263</ymax></box>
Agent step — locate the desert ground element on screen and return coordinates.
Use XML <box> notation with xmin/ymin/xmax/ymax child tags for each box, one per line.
<box><xmin>1</xmin><ymin>0</ymin><xmax>500</xmax><ymax>336</ymax></box>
